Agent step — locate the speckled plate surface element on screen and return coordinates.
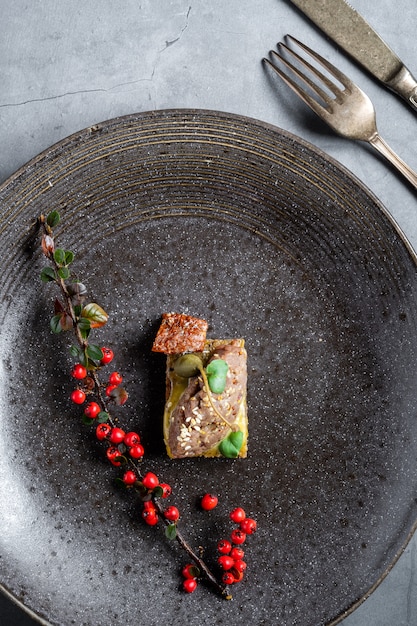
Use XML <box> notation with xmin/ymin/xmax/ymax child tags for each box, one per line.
<box><xmin>1</xmin><ymin>109</ymin><xmax>417</xmax><ymax>626</ymax></box>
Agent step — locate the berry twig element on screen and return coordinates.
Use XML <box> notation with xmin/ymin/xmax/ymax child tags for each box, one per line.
<box><xmin>37</xmin><ymin>212</ymin><xmax>241</xmax><ymax>599</ymax></box>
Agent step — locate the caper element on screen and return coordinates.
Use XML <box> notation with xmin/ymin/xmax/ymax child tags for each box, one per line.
<box><xmin>173</xmin><ymin>354</ymin><xmax>203</xmax><ymax>378</ymax></box>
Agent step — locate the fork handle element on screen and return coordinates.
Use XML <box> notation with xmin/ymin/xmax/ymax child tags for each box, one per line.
<box><xmin>368</xmin><ymin>133</ymin><xmax>417</xmax><ymax>190</ymax></box>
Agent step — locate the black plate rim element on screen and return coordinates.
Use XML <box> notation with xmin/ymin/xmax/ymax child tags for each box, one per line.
<box><xmin>1</xmin><ymin>107</ymin><xmax>417</xmax><ymax>626</ymax></box>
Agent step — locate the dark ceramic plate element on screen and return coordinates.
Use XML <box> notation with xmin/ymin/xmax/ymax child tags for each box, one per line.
<box><xmin>1</xmin><ymin>109</ymin><xmax>417</xmax><ymax>626</ymax></box>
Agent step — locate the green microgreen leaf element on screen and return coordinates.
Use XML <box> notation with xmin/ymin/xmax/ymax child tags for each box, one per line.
<box><xmin>46</xmin><ymin>210</ymin><xmax>60</xmax><ymax>228</ymax></box>
<box><xmin>50</xmin><ymin>314</ymin><xmax>62</xmax><ymax>333</ymax></box>
<box><xmin>81</xmin><ymin>302</ymin><xmax>108</xmax><ymax>328</ymax></box>
<box><xmin>114</xmin><ymin>455</ymin><xmax>127</xmax><ymax>465</ymax></box>
<box><xmin>206</xmin><ymin>359</ymin><xmax>229</xmax><ymax>394</ymax></box>
<box><xmin>40</xmin><ymin>267</ymin><xmax>56</xmax><ymax>283</ymax></box>
<box><xmin>86</xmin><ymin>343</ymin><xmax>104</xmax><ymax>362</ymax></box>
<box><xmin>153</xmin><ymin>486</ymin><xmax>164</xmax><ymax>498</ymax></box>
<box><xmin>114</xmin><ymin>477</ymin><xmax>127</xmax><ymax>490</ymax></box>
<box><xmin>218</xmin><ymin>430</ymin><xmax>244</xmax><ymax>459</ymax></box>
<box><xmin>165</xmin><ymin>523</ymin><xmax>177</xmax><ymax>541</ymax></box>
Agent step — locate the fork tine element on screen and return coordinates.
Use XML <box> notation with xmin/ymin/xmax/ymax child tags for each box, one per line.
<box><xmin>286</xmin><ymin>35</ymin><xmax>355</xmax><ymax>91</ymax></box>
<box><xmin>272</xmin><ymin>45</ymin><xmax>336</xmax><ymax>106</ymax></box>
<box><xmin>263</xmin><ymin>55</ymin><xmax>331</xmax><ymax>122</ymax></box>
<box><xmin>277</xmin><ymin>42</ymin><xmax>345</xmax><ymax>103</ymax></box>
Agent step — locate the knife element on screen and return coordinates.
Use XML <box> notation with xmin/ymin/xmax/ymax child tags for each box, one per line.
<box><xmin>288</xmin><ymin>0</ymin><xmax>417</xmax><ymax>112</ymax></box>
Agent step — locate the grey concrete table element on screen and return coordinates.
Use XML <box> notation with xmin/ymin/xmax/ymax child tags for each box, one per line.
<box><xmin>1</xmin><ymin>1</ymin><xmax>416</xmax><ymax>624</ymax></box>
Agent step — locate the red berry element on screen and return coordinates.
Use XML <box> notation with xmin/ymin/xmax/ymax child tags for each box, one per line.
<box><xmin>142</xmin><ymin>472</ymin><xmax>159</xmax><ymax>490</ymax></box>
<box><xmin>109</xmin><ymin>371</ymin><xmax>123</xmax><ymax>386</ymax></box>
<box><xmin>222</xmin><ymin>572</ymin><xmax>235</xmax><ymax>585</ymax></box>
<box><xmin>71</xmin><ymin>364</ymin><xmax>87</xmax><ymax>379</ymax></box>
<box><xmin>240</xmin><ymin>518</ymin><xmax>257</xmax><ymax>535</ymax></box>
<box><xmin>218</xmin><ymin>555</ymin><xmax>235</xmax><ymax>570</ymax></box>
<box><xmin>142</xmin><ymin>500</ymin><xmax>158</xmax><ymax>526</ymax></box>
<box><xmin>183</xmin><ymin>578</ymin><xmax>197</xmax><ymax>593</ymax></box>
<box><xmin>201</xmin><ymin>493</ymin><xmax>218</xmax><ymax>511</ymax></box>
<box><xmin>182</xmin><ymin>563</ymin><xmax>199</xmax><ymax>579</ymax></box>
<box><xmin>230</xmin><ymin>567</ymin><xmax>244</xmax><ymax>583</ymax></box>
<box><xmin>109</xmin><ymin>427</ymin><xmax>126</xmax><ymax>444</ymax></box>
<box><xmin>164</xmin><ymin>506</ymin><xmax>180</xmax><ymax>521</ymax></box>
<box><xmin>230</xmin><ymin>529</ymin><xmax>246</xmax><ymax>545</ymax></box>
<box><xmin>142</xmin><ymin>509</ymin><xmax>158</xmax><ymax>526</ymax></box>
<box><xmin>143</xmin><ymin>500</ymin><xmax>157</xmax><ymax>514</ymax></box>
<box><xmin>122</xmin><ymin>470</ymin><xmax>137</xmax><ymax>485</ymax></box>
<box><xmin>95</xmin><ymin>422</ymin><xmax>111</xmax><ymax>441</ymax></box>
<box><xmin>123</xmin><ymin>431</ymin><xmax>141</xmax><ymax>447</ymax></box>
<box><xmin>70</xmin><ymin>389</ymin><xmax>86</xmax><ymax>404</ymax></box>
<box><xmin>230</xmin><ymin>507</ymin><xmax>246</xmax><ymax>523</ymax></box>
<box><xmin>230</xmin><ymin>547</ymin><xmax>244</xmax><ymax>560</ymax></box>
<box><xmin>159</xmin><ymin>483</ymin><xmax>172</xmax><ymax>498</ymax></box>
<box><xmin>129</xmin><ymin>443</ymin><xmax>145</xmax><ymax>459</ymax></box>
<box><xmin>106</xmin><ymin>446</ymin><xmax>122</xmax><ymax>466</ymax></box>
<box><xmin>105</xmin><ymin>385</ymin><xmax>117</xmax><ymax>397</ymax></box>
<box><xmin>217</xmin><ymin>539</ymin><xmax>232</xmax><ymax>554</ymax></box>
<box><xmin>233</xmin><ymin>559</ymin><xmax>247</xmax><ymax>572</ymax></box>
<box><xmin>100</xmin><ymin>347</ymin><xmax>114</xmax><ymax>364</ymax></box>
<box><xmin>84</xmin><ymin>402</ymin><xmax>101</xmax><ymax>419</ymax></box>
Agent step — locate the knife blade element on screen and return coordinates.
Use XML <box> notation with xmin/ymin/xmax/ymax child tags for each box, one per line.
<box><xmin>288</xmin><ymin>0</ymin><xmax>417</xmax><ymax>111</ymax></box>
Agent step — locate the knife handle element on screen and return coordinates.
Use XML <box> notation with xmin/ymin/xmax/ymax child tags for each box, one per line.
<box><xmin>387</xmin><ymin>66</ymin><xmax>417</xmax><ymax>112</ymax></box>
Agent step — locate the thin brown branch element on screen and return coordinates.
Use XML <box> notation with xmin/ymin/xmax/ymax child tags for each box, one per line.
<box><xmin>38</xmin><ymin>213</ymin><xmax>230</xmax><ymax>599</ymax></box>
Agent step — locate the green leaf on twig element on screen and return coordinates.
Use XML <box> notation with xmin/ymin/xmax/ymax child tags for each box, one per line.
<box><xmin>165</xmin><ymin>523</ymin><xmax>177</xmax><ymax>540</ymax></box>
<box><xmin>64</xmin><ymin>250</ymin><xmax>74</xmax><ymax>265</ymax></box>
<box><xmin>46</xmin><ymin>211</ymin><xmax>60</xmax><ymax>228</ymax></box>
<box><xmin>81</xmin><ymin>302</ymin><xmax>108</xmax><ymax>328</ymax></box>
<box><xmin>40</xmin><ymin>267</ymin><xmax>56</xmax><ymax>283</ymax></box>
<box><xmin>86</xmin><ymin>343</ymin><xmax>105</xmax><ymax>361</ymax></box>
<box><xmin>53</xmin><ymin>248</ymin><xmax>66</xmax><ymax>265</ymax></box>
<box><xmin>50</xmin><ymin>315</ymin><xmax>62</xmax><ymax>333</ymax></box>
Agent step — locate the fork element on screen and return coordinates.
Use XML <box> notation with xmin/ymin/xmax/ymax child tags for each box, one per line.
<box><xmin>263</xmin><ymin>35</ymin><xmax>417</xmax><ymax>190</ymax></box>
